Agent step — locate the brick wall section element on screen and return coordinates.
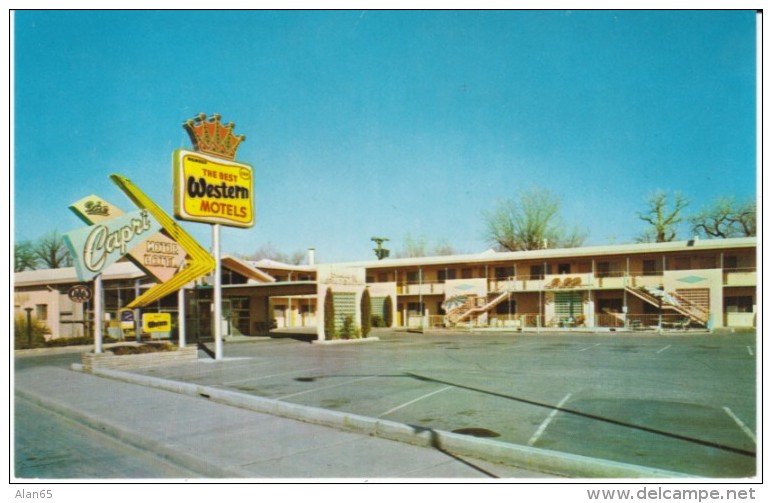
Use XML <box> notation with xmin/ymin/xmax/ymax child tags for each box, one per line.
<box><xmin>81</xmin><ymin>346</ymin><xmax>198</xmax><ymax>372</ymax></box>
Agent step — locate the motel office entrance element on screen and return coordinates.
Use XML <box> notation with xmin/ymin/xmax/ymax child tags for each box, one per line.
<box><xmin>185</xmin><ymin>282</ymin><xmax>318</xmax><ymax>342</ymax></box>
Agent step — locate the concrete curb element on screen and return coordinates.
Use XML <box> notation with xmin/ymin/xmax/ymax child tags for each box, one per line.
<box><xmin>311</xmin><ymin>337</ymin><xmax>380</xmax><ymax>345</ymax></box>
<box><xmin>86</xmin><ymin>367</ymin><xmax>694</xmax><ymax>479</ymax></box>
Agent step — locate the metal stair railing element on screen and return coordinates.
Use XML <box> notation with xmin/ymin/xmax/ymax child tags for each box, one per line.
<box><xmin>447</xmin><ymin>290</ymin><xmax>512</xmax><ymax>325</ymax></box>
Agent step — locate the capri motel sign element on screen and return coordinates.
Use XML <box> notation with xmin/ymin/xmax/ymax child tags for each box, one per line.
<box><xmin>64</xmin><ymin>209</ymin><xmax>161</xmax><ymax>281</ymax></box>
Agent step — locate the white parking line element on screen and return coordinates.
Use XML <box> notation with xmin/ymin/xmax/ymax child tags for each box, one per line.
<box><xmin>222</xmin><ymin>367</ymin><xmax>323</xmax><ymax>386</ymax></box>
<box><xmin>747</xmin><ymin>346</ymin><xmax>754</xmax><ymax>356</ymax></box>
<box><xmin>528</xmin><ymin>392</ymin><xmax>572</xmax><ymax>446</ymax></box>
<box><xmin>656</xmin><ymin>345</ymin><xmax>672</xmax><ymax>354</ymax></box>
<box><xmin>723</xmin><ymin>407</ymin><xmax>756</xmax><ymax>444</ymax></box>
<box><xmin>276</xmin><ymin>375</ymin><xmax>379</xmax><ymax>400</ymax></box>
<box><xmin>578</xmin><ymin>344</ymin><xmax>600</xmax><ymax>352</ymax></box>
<box><xmin>376</xmin><ymin>386</ymin><xmax>453</xmax><ymax>418</ymax></box>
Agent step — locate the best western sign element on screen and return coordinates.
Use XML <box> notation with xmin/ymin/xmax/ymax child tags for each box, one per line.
<box><xmin>63</xmin><ymin>209</ymin><xmax>162</xmax><ymax>282</ymax></box>
<box><xmin>173</xmin><ymin>149</ymin><xmax>254</xmax><ymax>228</ymax></box>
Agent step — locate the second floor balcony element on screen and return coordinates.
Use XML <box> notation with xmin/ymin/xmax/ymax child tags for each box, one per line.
<box><xmin>379</xmin><ymin>266</ymin><xmax>756</xmax><ymax>296</ymax></box>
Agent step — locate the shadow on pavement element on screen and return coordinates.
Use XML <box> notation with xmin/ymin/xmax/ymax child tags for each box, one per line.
<box><xmin>405</xmin><ymin>372</ymin><xmax>756</xmax><ymax>459</ymax></box>
<box><xmin>268</xmin><ymin>330</ymin><xmax>317</xmax><ymax>343</ymax></box>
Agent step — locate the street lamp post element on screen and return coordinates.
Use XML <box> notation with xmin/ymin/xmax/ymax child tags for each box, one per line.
<box><xmin>24</xmin><ymin>307</ymin><xmax>33</xmax><ymax>348</ymax></box>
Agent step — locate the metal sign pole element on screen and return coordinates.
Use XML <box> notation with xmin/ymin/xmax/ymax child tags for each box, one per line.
<box><xmin>213</xmin><ymin>223</ymin><xmax>223</xmax><ymax>360</ymax></box>
<box><xmin>178</xmin><ymin>286</ymin><xmax>186</xmax><ymax>349</ymax></box>
<box><xmin>94</xmin><ymin>274</ymin><xmax>103</xmax><ymax>353</ymax></box>
<box><xmin>134</xmin><ymin>279</ymin><xmax>141</xmax><ymax>342</ymax></box>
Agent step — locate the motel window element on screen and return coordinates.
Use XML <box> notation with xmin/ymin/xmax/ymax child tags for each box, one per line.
<box><xmin>699</xmin><ymin>255</ymin><xmax>716</xmax><ymax>269</ymax></box>
<box><xmin>407</xmin><ymin>271</ymin><xmax>419</xmax><ymax>283</ymax></box>
<box><xmin>494</xmin><ymin>267</ymin><xmax>512</xmax><ymax>279</ymax></box>
<box><xmin>724</xmin><ymin>256</ymin><xmax>738</xmax><ymax>271</ymax></box>
<box><xmin>597</xmin><ymin>261</ymin><xmax>620</xmax><ymax>278</ymax></box>
<box><xmin>725</xmin><ymin>296</ymin><xmax>753</xmax><ymax>313</ymax></box>
<box><xmin>673</xmin><ymin>257</ymin><xmax>691</xmax><ymax>271</ymax></box>
<box><xmin>35</xmin><ymin>304</ymin><xmax>48</xmax><ymax>321</ymax></box>
<box><xmin>461</xmin><ymin>268</ymin><xmax>473</xmax><ymax>279</ymax></box>
<box><xmin>530</xmin><ymin>264</ymin><xmax>551</xmax><ymax>280</ymax></box>
<box><xmin>642</xmin><ymin>259</ymin><xmax>661</xmax><ymax>276</ymax></box>
<box><xmin>438</xmin><ymin>269</ymin><xmax>457</xmax><ymax>282</ymax></box>
<box><xmin>558</xmin><ymin>263</ymin><xmax>571</xmax><ymax>275</ymax></box>
<box><xmin>222</xmin><ymin>270</ymin><xmax>249</xmax><ymax>285</ymax></box>
<box><xmin>378</xmin><ymin>272</ymin><xmax>389</xmax><ymax>282</ymax></box>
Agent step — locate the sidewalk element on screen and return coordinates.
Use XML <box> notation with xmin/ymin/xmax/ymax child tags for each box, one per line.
<box><xmin>14</xmin><ymin>366</ymin><xmax>552</xmax><ymax>480</ymax></box>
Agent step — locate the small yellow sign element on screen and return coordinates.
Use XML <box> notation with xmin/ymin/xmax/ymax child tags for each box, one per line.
<box><xmin>173</xmin><ymin>149</ymin><xmax>254</xmax><ymax>228</ymax></box>
<box><xmin>142</xmin><ymin>313</ymin><xmax>172</xmax><ymax>333</ymax></box>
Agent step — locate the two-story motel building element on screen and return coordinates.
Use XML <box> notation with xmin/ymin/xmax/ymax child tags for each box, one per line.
<box><xmin>13</xmin><ymin>237</ymin><xmax>757</xmax><ymax>342</ymax></box>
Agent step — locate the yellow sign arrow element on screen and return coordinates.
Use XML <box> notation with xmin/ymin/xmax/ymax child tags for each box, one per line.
<box><xmin>110</xmin><ymin>174</ymin><xmax>215</xmax><ymax>308</ymax></box>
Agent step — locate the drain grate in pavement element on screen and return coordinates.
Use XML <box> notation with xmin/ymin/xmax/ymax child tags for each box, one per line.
<box><xmin>452</xmin><ymin>427</ymin><xmax>500</xmax><ymax>438</ymax></box>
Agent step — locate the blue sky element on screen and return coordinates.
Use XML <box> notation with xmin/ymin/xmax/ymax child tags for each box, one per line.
<box><xmin>13</xmin><ymin>10</ymin><xmax>757</xmax><ymax>263</ymax></box>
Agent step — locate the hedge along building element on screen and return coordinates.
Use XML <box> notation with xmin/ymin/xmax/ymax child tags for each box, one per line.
<box><xmin>13</xmin><ymin>236</ymin><xmax>757</xmax><ymax>342</ymax></box>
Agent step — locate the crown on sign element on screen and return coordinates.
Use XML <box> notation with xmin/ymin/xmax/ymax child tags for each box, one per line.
<box><xmin>183</xmin><ymin>113</ymin><xmax>246</xmax><ymax>160</ymax></box>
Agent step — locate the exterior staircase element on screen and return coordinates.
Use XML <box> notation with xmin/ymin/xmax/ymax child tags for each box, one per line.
<box><xmin>625</xmin><ymin>286</ymin><xmax>709</xmax><ymax>326</ymax></box>
<box><xmin>445</xmin><ymin>290</ymin><xmax>512</xmax><ymax>326</ymax></box>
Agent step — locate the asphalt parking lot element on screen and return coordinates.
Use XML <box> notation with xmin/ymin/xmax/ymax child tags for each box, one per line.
<box><xmin>136</xmin><ymin>328</ymin><xmax>757</xmax><ymax>478</ymax></box>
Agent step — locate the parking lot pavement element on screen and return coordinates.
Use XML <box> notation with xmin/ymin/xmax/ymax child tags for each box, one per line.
<box><xmin>133</xmin><ymin>329</ymin><xmax>757</xmax><ymax>478</ymax></box>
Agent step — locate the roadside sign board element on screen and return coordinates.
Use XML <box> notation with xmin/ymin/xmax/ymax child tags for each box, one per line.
<box><xmin>68</xmin><ymin>284</ymin><xmax>92</xmax><ymax>303</ymax></box>
<box><xmin>63</xmin><ymin>209</ymin><xmax>162</xmax><ymax>282</ymax></box>
<box><xmin>142</xmin><ymin>312</ymin><xmax>172</xmax><ymax>333</ymax></box>
<box><xmin>110</xmin><ymin>174</ymin><xmax>216</xmax><ymax>308</ymax></box>
<box><xmin>173</xmin><ymin>149</ymin><xmax>254</xmax><ymax>228</ymax></box>
<box><xmin>70</xmin><ymin>194</ymin><xmax>186</xmax><ymax>283</ymax></box>
<box><xmin>120</xmin><ymin>309</ymin><xmax>135</xmax><ymax>330</ymax></box>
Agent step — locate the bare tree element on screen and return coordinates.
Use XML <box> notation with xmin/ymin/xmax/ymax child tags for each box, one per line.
<box><xmin>636</xmin><ymin>191</ymin><xmax>689</xmax><ymax>243</ymax></box>
<box><xmin>483</xmin><ymin>188</ymin><xmax>587</xmax><ymax>251</ymax></box>
<box><xmin>395</xmin><ymin>233</ymin><xmax>427</xmax><ymax>258</ymax></box>
<box><xmin>33</xmin><ymin>231</ymin><xmax>72</xmax><ymax>269</ymax></box>
<box><xmin>244</xmin><ymin>243</ymin><xmax>306</xmax><ymax>265</ymax></box>
<box><xmin>734</xmin><ymin>198</ymin><xmax>757</xmax><ymax>237</ymax></box>
<box><xmin>688</xmin><ymin>196</ymin><xmax>735</xmax><ymax>238</ymax></box>
<box><xmin>14</xmin><ymin>240</ymin><xmax>38</xmax><ymax>271</ymax></box>
<box><xmin>688</xmin><ymin>196</ymin><xmax>756</xmax><ymax>239</ymax></box>
<box><xmin>432</xmin><ymin>239</ymin><xmax>456</xmax><ymax>256</ymax></box>
<box><xmin>393</xmin><ymin>234</ymin><xmax>458</xmax><ymax>258</ymax></box>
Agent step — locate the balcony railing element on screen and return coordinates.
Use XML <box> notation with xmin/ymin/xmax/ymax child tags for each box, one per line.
<box><xmin>723</xmin><ymin>267</ymin><xmax>756</xmax><ymax>286</ymax></box>
<box><xmin>387</xmin><ymin>266</ymin><xmax>756</xmax><ymax>296</ymax></box>
<box><xmin>595</xmin><ymin>313</ymin><xmax>694</xmax><ymax>330</ymax></box>
<box><xmin>397</xmin><ymin>281</ymin><xmax>445</xmax><ymax>296</ymax></box>
<box><xmin>430</xmin><ymin>312</ymin><xmax>698</xmax><ymax>331</ymax></box>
